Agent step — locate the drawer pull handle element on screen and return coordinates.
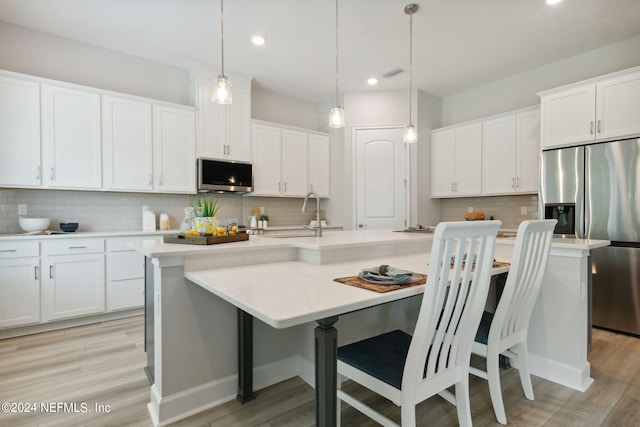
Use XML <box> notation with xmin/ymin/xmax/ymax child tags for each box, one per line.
<box><xmin>50</xmin><ymin>265</ymin><xmax>54</xmax><ymax>279</ymax></box>
<box><xmin>0</xmin><ymin>249</ymin><xmax>17</xmax><ymax>253</ymax></box>
<box><xmin>68</xmin><ymin>246</ymin><xmax>87</xmax><ymax>249</ymax></box>
<box><xmin>35</xmin><ymin>266</ymin><xmax>39</xmax><ymax>280</ymax></box>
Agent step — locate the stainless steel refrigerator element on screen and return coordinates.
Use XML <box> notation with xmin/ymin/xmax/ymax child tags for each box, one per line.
<box><xmin>541</xmin><ymin>138</ymin><xmax>640</xmax><ymax>336</ymax></box>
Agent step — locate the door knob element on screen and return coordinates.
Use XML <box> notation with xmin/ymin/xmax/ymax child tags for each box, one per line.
<box><xmin>358</xmin><ymin>223</ymin><xmax>367</xmax><ymax>228</ymax></box>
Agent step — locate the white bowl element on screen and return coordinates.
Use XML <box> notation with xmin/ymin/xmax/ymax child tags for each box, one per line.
<box><xmin>19</xmin><ymin>217</ymin><xmax>50</xmax><ymax>232</ymax></box>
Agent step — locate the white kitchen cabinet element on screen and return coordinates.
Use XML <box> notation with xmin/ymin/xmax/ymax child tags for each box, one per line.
<box><xmin>153</xmin><ymin>104</ymin><xmax>196</xmax><ymax>193</ymax></box>
<box><xmin>0</xmin><ymin>241</ymin><xmax>40</xmax><ymax>328</ymax></box>
<box><xmin>0</xmin><ymin>75</ymin><xmax>41</xmax><ymax>187</ymax></box>
<box><xmin>431</xmin><ymin>123</ymin><xmax>482</xmax><ymax>197</ymax></box>
<box><xmin>42</xmin><ymin>239</ymin><xmax>105</xmax><ymax>321</ymax></box>
<box><xmin>102</xmin><ymin>96</ymin><xmax>154</xmax><ymax>191</ymax></box>
<box><xmin>540</xmin><ymin>67</ymin><xmax>640</xmax><ymax>148</ymax></box>
<box><xmin>281</xmin><ymin>129</ymin><xmax>309</xmax><ymax>197</ymax></box>
<box><xmin>308</xmin><ymin>133</ymin><xmax>331</xmax><ymax>197</ymax></box>
<box><xmin>482</xmin><ymin>107</ymin><xmax>540</xmax><ymax>195</ymax></box>
<box><xmin>251</xmin><ymin>120</ymin><xmax>329</xmax><ymax>198</ymax></box>
<box><xmin>41</xmin><ymin>84</ymin><xmax>102</xmax><ymax>189</ymax></box>
<box><xmin>106</xmin><ymin>238</ymin><xmax>145</xmax><ymax>311</ymax></box>
<box><xmin>195</xmin><ymin>78</ymin><xmax>251</xmax><ymax>162</ymax></box>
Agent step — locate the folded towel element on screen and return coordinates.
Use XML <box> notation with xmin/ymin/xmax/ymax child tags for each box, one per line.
<box><xmin>360</xmin><ymin>265</ymin><xmax>415</xmax><ymax>284</ymax></box>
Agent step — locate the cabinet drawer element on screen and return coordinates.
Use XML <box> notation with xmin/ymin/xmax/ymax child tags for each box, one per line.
<box><xmin>0</xmin><ymin>241</ymin><xmax>39</xmax><ymax>259</ymax></box>
<box><xmin>107</xmin><ymin>278</ymin><xmax>144</xmax><ymax>311</ymax></box>
<box><xmin>107</xmin><ymin>251</ymin><xmax>144</xmax><ymax>281</ymax></box>
<box><xmin>106</xmin><ymin>236</ymin><xmax>161</xmax><ymax>252</ymax></box>
<box><xmin>43</xmin><ymin>238</ymin><xmax>104</xmax><ymax>256</ymax></box>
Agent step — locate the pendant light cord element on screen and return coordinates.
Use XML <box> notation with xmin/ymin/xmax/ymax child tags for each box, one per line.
<box><xmin>220</xmin><ymin>0</ymin><xmax>225</xmax><ymax>76</ymax></box>
<box><xmin>335</xmin><ymin>0</ymin><xmax>339</xmax><ymax>105</ymax></box>
<box><xmin>408</xmin><ymin>11</ymin><xmax>413</xmax><ymax>125</ymax></box>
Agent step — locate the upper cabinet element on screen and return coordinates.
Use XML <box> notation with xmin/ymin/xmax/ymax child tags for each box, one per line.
<box><xmin>540</xmin><ymin>67</ymin><xmax>640</xmax><ymax>149</ymax></box>
<box><xmin>41</xmin><ymin>84</ymin><xmax>102</xmax><ymax>189</ymax></box>
<box><xmin>0</xmin><ymin>75</ymin><xmax>41</xmax><ymax>187</ymax></box>
<box><xmin>251</xmin><ymin>120</ymin><xmax>330</xmax><ymax>198</ymax></box>
<box><xmin>0</xmin><ymin>70</ymin><xmax>196</xmax><ymax>194</ymax></box>
<box><xmin>102</xmin><ymin>96</ymin><xmax>154</xmax><ymax>191</ymax></box>
<box><xmin>194</xmin><ymin>77</ymin><xmax>251</xmax><ymax>162</ymax></box>
<box><xmin>431</xmin><ymin>123</ymin><xmax>482</xmax><ymax>197</ymax></box>
<box><xmin>482</xmin><ymin>107</ymin><xmax>540</xmax><ymax>195</ymax></box>
<box><xmin>152</xmin><ymin>104</ymin><xmax>196</xmax><ymax>193</ymax></box>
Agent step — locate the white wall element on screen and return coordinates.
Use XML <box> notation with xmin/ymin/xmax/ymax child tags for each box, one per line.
<box><xmin>0</xmin><ymin>22</ymin><xmax>190</xmax><ymax>105</ymax></box>
<box><xmin>442</xmin><ymin>34</ymin><xmax>640</xmax><ymax>125</ymax></box>
<box><xmin>252</xmin><ymin>88</ymin><xmax>324</xmax><ymax>131</ymax></box>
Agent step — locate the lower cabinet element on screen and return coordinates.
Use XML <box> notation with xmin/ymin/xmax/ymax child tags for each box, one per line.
<box><xmin>0</xmin><ymin>241</ymin><xmax>40</xmax><ymax>328</ymax></box>
<box><xmin>106</xmin><ymin>238</ymin><xmax>145</xmax><ymax>311</ymax></box>
<box><xmin>42</xmin><ymin>239</ymin><xmax>105</xmax><ymax>321</ymax></box>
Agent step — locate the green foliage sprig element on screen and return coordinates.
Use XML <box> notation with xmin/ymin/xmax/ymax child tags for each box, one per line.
<box><xmin>194</xmin><ymin>194</ymin><xmax>221</xmax><ymax>217</ymax></box>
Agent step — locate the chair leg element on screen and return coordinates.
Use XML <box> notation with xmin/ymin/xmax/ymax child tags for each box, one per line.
<box><xmin>454</xmin><ymin>377</ymin><xmax>473</xmax><ymax>427</ymax></box>
<box><xmin>400</xmin><ymin>404</ymin><xmax>416</xmax><ymax>427</ymax></box>
<box><xmin>487</xmin><ymin>351</ymin><xmax>508</xmax><ymax>425</ymax></box>
<box><xmin>336</xmin><ymin>373</ymin><xmax>342</xmax><ymax>427</ymax></box>
<box><xmin>515</xmin><ymin>342</ymin><xmax>535</xmax><ymax>400</ymax></box>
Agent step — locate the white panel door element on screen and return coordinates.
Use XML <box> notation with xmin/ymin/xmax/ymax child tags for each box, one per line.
<box><xmin>0</xmin><ymin>76</ymin><xmax>41</xmax><ymax>187</ymax></box>
<box><xmin>153</xmin><ymin>105</ymin><xmax>196</xmax><ymax>193</ymax></box>
<box><xmin>455</xmin><ymin>123</ymin><xmax>482</xmax><ymax>196</ymax></box>
<box><xmin>281</xmin><ymin>129</ymin><xmax>308</xmax><ymax>197</ymax></box>
<box><xmin>541</xmin><ymin>83</ymin><xmax>596</xmax><ymax>148</ymax></box>
<box><xmin>251</xmin><ymin>122</ymin><xmax>282</xmax><ymax>196</ymax></box>
<box><xmin>515</xmin><ymin>108</ymin><xmax>541</xmax><ymax>193</ymax></box>
<box><xmin>0</xmin><ymin>258</ymin><xmax>40</xmax><ymax>328</ymax></box>
<box><xmin>596</xmin><ymin>71</ymin><xmax>640</xmax><ymax>141</ymax></box>
<box><xmin>102</xmin><ymin>96</ymin><xmax>153</xmax><ymax>191</ymax></box>
<box><xmin>355</xmin><ymin>127</ymin><xmax>407</xmax><ymax>230</ymax></box>
<box><xmin>482</xmin><ymin>115</ymin><xmax>516</xmax><ymax>195</ymax></box>
<box><xmin>225</xmin><ymin>85</ymin><xmax>252</xmax><ymax>162</ymax></box>
<box><xmin>41</xmin><ymin>84</ymin><xmax>102</xmax><ymax>189</ymax></box>
<box><xmin>431</xmin><ymin>129</ymin><xmax>456</xmax><ymax>197</ymax></box>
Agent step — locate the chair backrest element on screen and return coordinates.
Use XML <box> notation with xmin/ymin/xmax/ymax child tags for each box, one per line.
<box><xmin>402</xmin><ymin>220</ymin><xmax>501</xmax><ymax>392</ymax></box>
<box><xmin>490</xmin><ymin>219</ymin><xmax>556</xmax><ymax>343</ymax></box>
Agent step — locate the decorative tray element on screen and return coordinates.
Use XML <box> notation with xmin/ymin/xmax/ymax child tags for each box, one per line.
<box><xmin>163</xmin><ymin>233</ymin><xmax>249</xmax><ymax>245</ymax></box>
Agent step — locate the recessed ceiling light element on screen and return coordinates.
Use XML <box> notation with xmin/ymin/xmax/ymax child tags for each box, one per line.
<box><xmin>546</xmin><ymin>0</ymin><xmax>562</xmax><ymax>5</ymax></box>
<box><xmin>251</xmin><ymin>35</ymin><xmax>266</xmax><ymax>46</ymax></box>
<box><xmin>367</xmin><ymin>77</ymin><xmax>378</xmax><ymax>86</ymax></box>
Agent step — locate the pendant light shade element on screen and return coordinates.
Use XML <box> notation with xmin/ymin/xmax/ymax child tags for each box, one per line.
<box><xmin>403</xmin><ymin>4</ymin><xmax>418</xmax><ymax>143</ymax></box>
<box><xmin>213</xmin><ymin>0</ymin><xmax>232</xmax><ymax>104</ymax></box>
<box><xmin>328</xmin><ymin>0</ymin><xmax>345</xmax><ymax>128</ymax></box>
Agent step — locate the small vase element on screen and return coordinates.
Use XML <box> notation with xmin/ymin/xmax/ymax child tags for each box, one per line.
<box><xmin>194</xmin><ymin>217</ymin><xmax>217</xmax><ymax>235</ymax></box>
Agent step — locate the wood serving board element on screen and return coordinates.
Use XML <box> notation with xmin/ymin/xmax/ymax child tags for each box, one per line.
<box><xmin>163</xmin><ymin>233</ymin><xmax>249</xmax><ymax>245</ymax></box>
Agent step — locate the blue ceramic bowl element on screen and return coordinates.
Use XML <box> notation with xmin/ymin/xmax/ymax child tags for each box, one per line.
<box><xmin>59</xmin><ymin>222</ymin><xmax>79</xmax><ymax>232</ymax></box>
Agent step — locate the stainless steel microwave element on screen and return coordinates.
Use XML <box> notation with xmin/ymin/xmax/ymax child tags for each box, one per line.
<box><xmin>197</xmin><ymin>158</ymin><xmax>253</xmax><ymax>193</ymax></box>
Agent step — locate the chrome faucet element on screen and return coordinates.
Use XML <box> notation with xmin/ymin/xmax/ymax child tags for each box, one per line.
<box><xmin>301</xmin><ymin>190</ymin><xmax>322</xmax><ymax>237</ymax></box>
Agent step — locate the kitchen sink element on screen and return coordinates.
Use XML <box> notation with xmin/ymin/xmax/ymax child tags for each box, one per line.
<box><xmin>263</xmin><ymin>232</ymin><xmax>316</xmax><ymax>238</ymax></box>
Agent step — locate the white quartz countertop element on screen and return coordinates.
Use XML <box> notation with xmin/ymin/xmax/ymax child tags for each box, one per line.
<box><xmin>0</xmin><ymin>229</ymin><xmax>177</xmax><ymax>241</ymax></box>
<box><xmin>186</xmin><ymin>253</ymin><xmax>511</xmax><ymax>329</ymax></box>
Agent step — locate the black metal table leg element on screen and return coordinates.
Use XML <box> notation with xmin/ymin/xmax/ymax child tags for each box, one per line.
<box><xmin>315</xmin><ymin>315</ymin><xmax>339</xmax><ymax>427</ymax></box>
<box><xmin>237</xmin><ymin>308</ymin><xmax>256</xmax><ymax>403</ymax></box>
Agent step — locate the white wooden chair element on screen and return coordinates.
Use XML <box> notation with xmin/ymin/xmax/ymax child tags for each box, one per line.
<box><xmin>336</xmin><ymin>220</ymin><xmax>502</xmax><ymax>427</ymax></box>
<box><xmin>470</xmin><ymin>219</ymin><xmax>556</xmax><ymax>425</ymax></box>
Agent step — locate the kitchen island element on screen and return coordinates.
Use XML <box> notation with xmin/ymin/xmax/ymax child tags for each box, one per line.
<box><xmin>130</xmin><ymin>229</ymin><xmax>608</xmax><ymax>426</ymax></box>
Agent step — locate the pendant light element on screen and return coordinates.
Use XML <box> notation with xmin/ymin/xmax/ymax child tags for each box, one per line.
<box><xmin>213</xmin><ymin>0</ymin><xmax>232</xmax><ymax>104</ymax></box>
<box><xmin>328</xmin><ymin>0</ymin><xmax>345</xmax><ymax>128</ymax></box>
<box><xmin>403</xmin><ymin>4</ymin><xmax>418</xmax><ymax>143</ymax></box>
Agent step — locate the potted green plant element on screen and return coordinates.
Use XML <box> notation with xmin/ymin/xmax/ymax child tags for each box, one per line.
<box><xmin>259</xmin><ymin>214</ymin><xmax>269</xmax><ymax>229</ymax></box>
<box><xmin>193</xmin><ymin>194</ymin><xmax>221</xmax><ymax>235</ymax></box>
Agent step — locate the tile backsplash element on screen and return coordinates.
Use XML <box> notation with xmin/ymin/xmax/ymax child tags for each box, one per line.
<box><xmin>439</xmin><ymin>194</ymin><xmax>539</xmax><ymax>229</ymax></box>
<box><xmin>0</xmin><ymin>189</ymin><xmax>327</xmax><ymax>234</ymax></box>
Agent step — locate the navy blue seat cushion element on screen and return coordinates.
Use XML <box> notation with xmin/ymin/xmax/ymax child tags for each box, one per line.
<box><xmin>474</xmin><ymin>310</ymin><xmax>494</xmax><ymax>345</ymax></box>
<box><xmin>337</xmin><ymin>329</ymin><xmax>412</xmax><ymax>390</ymax></box>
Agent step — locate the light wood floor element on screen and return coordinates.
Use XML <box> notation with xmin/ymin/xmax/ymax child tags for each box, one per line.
<box><xmin>1</xmin><ymin>316</ymin><xmax>639</xmax><ymax>426</ymax></box>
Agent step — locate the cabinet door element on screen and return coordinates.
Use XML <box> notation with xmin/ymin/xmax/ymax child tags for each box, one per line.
<box><xmin>0</xmin><ymin>76</ymin><xmax>41</xmax><ymax>187</ymax></box>
<box><xmin>106</xmin><ymin>250</ymin><xmax>144</xmax><ymax>311</ymax></box>
<box><xmin>482</xmin><ymin>115</ymin><xmax>516</xmax><ymax>195</ymax></box>
<box><xmin>515</xmin><ymin>108</ymin><xmax>541</xmax><ymax>193</ymax></box>
<box><xmin>455</xmin><ymin>123</ymin><xmax>482</xmax><ymax>196</ymax></box>
<box><xmin>225</xmin><ymin>85</ymin><xmax>252</xmax><ymax>162</ymax></box>
<box><xmin>0</xmin><ymin>258</ymin><xmax>40</xmax><ymax>328</ymax></box>
<box><xmin>153</xmin><ymin>105</ymin><xmax>196</xmax><ymax>193</ymax></box>
<box><xmin>102</xmin><ymin>96</ymin><xmax>153</xmax><ymax>191</ymax></box>
<box><xmin>596</xmin><ymin>71</ymin><xmax>640</xmax><ymax>141</ymax></box>
<box><xmin>41</xmin><ymin>84</ymin><xmax>102</xmax><ymax>189</ymax></box>
<box><xmin>308</xmin><ymin>133</ymin><xmax>330</xmax><ymax>197</ymax></box>
<box><xmin>541</xmin><ymin>84</ymin><xmax>596</xmax><ymax>148</ymax></box>
<box><xmin>196</xmin><ymin>79</ymin><xmax>225</xmax><ymax>159</ymax></box>
<box><xmin>43</xmin><ymin>253</ymin><xmax>105</xmax><ymax>321</ymax></box>
<box><xmin>431</xmin><ymin>129</ymin><xmax>456</xmax><ymax>197</ymax></box>
<box><xmin>281</xmin><ymin>129</ymin><xmax>309</xmax><ymax>197</ymax></box>
<box><xmin>251</xmin><ymin>122</ymin><xmax>282</xmax><ymax>196</ymax></box>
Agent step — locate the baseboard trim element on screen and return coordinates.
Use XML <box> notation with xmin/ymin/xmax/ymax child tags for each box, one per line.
<box><xmin>528</xmin><ymin>353</ymin><xmax>593</xmax><ymax>391</ymax></box>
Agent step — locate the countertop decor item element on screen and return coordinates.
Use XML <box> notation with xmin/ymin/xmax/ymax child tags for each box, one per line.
<box><xmin>18</xmin><ymin>217</ymin><xmax>50</xmax><ymax>232</ymax></box>
<box><xmin>164</xmin><ymin>233</ymin><xmax>248</xmax><ymax>245</ymax></box>
<box><xmin>59</xmin><ymin>222</ymin><xmax>79</xmax><ymax>232</ymax></box>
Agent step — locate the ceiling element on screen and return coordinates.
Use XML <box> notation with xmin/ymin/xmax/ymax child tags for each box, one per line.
<box><xmin>1</xmin><ymin>0</ymin><xmax>640</xmax><ymax>104</ymax></box>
